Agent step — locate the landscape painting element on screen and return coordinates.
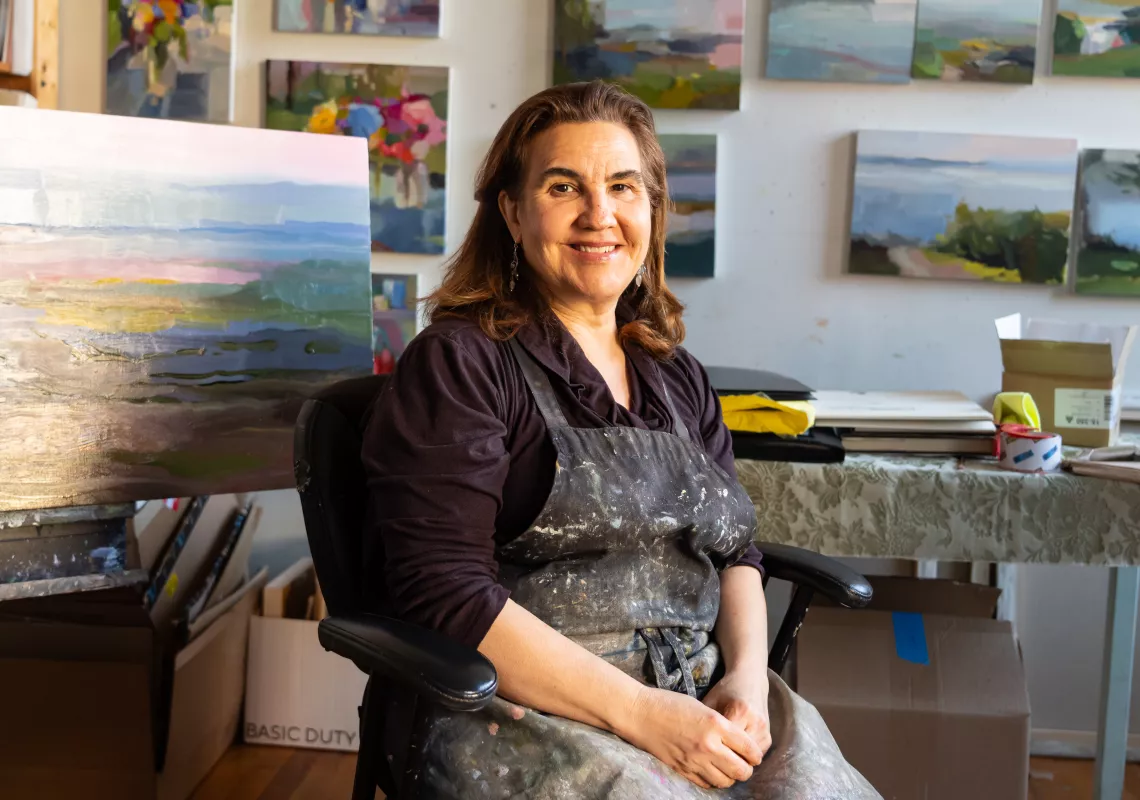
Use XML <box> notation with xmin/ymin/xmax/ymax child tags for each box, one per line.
<box><xmin>1075</xmin><ymin>150</ymin><xmax>1140</xmax><ymax>295</ymax></box>
<box><xmin>912</xmin><ymin>0</ymin><xmax>1041</xmax><ymax>84</ymax></box>
<box><xmin>275</xmin><ymin>0</ymin><xmax>440</xmax><ymax>37</ymax></box>
<box><xmin>553</xmin><ymin>0</ymin><xmax>744</xmax><ymax>110</ymax></box>
<box><xmin>1054</xmin><ymin>1</ymin><xmax>1140</xmax><ymax>78</ymax></box>
<box><xmin>849</xmin><ymin>130</ymin><xmax>1079</xmax><ymax>285</ymax></box>
<box><xmin>106</xmin><ymin>0</ymin><xmax>232</xmax><ymax>123</ymax></box>
<box><xmin>265</xmin><ymin>60</ymin><xmax>448</xmax><ymax>255</ymax></box>
<box><xmin>0</xmin><ymin>107</ymin><xmax>374</xmax><ymax>512</ymax></box>
<box><xmin>372</xmin><ymin>273</ymin><xmax>418</xmax><ymax>374</ymax></box>
<box><xmin>661</xmin><ymin>134</ymin><xmax>716</xmax><ymax>278</ymax></box>
<box><xmin>766</xmin><ymin>0</ymin><xmax>919</xmax><ymax>84</ymax></box>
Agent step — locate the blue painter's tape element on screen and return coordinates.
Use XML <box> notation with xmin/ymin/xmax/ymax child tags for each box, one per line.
<box><xmin>892</xmin><ymin>612</ymin><xmax>930</xmax><ymax>666</ymax></box>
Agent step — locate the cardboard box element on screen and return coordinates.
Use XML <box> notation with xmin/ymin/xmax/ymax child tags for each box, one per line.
<box><xmin>996</xmin><ymin>314</ymin><xmax>1137</xmax><ymax>448</ymax></box>
<box><xmin>815</xmin><ymin>575</ymin><xmax>1001</xmax><ymax>618</ymax></box>
<box><xmin>798</xmin><ymin>609</ymin><xmax>1030</xmax><ymax>800</ymax></box>
<box><xmin>243</xmin><ymin>612</ymin><xmax>368</xmax><ymax>752</ymax></box>
<box><xmin>0</xmin><ymin>576</ymin><xmax>261</xmax><ymax>800</ymax></box>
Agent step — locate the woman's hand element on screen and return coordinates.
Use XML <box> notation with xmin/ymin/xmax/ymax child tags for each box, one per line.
<box><xmin>702</xmin><ymin>669</ymin><xmax>772</xmax><ymax>757</ymax></box>
<box><xmin>617</xmin><ymin>685</ymin><xmax>764</xmax><ymax>790</ymax></box>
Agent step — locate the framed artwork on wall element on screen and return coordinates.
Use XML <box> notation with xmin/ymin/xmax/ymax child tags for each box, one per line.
<box><xmin>1054</xmin><ymin>1</ymin><xmax>1140</xmax><ymax>78</ymax></box>
<box><xmin>275</xmin><ymin>0</ymin><xmax>441</xmax><ymax>37</ymax></box>
<box><xmin>1075</xmin><ymin>149</ymin><xmax>1140</xmax><ymax>296</ymax></box>
<box><xmin>106</xmin><ymin>0</ymin><xmax>233</xmax><ymax>123</ymax></box>
<box><xmin>553</xmin><ymin>0</ymin><xmax>744</xmax><ymax>110</ymax></box>
<box><xmin>371</xmin><ymin>273</ymin><xmax>419</xmax><ymax>374</ymax></box>
<box><xmin>265</xmin><ymin>60</ymin><xmax>449</xmax><ymax>255</ymax></box>
<box><xmin>660</xmin><ymin>134</ymin><xmax>717</xmax><ymax>278</ymax></box>
<box><xmin>911</xmin><ymin>0</ymin><xmax>1041</xmax><ymax>84</ymax></box>
<box><xmin>849</xmin><ymin>130</ymin><xmax>1078</xmax><ymax>285</ymax></box>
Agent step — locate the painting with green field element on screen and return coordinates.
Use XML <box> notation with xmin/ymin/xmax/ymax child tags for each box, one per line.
<box><xmin>1076</xmin><ymin>150</ymin><xmax>1140</xmax><ymax>295</ymax></box>
<box><xmin>912</xmin><ymin>0</ymin><xmax>1041</xmax><ymax>84</ymax></box>
<box><xmin>0</xmin><ymin>107</ymin><xmax>373</xmax><ymax>512</ymax></box>
<box><xmin>553</xmin><ymin>0</ymin><xmax>744</xmax><ymax>109</ymax></box>
<box><xmin>849</xmin><ymin>130</ymin><xmax>1078</xmax><ymax>285</ymax></box>
<box><xmin>1054</xmin><ymin>1</ymin><xmax>1140</xmax><ymax>78</ymax></box>
<box><xmin>661</xmin><ymin>134</ymin><xmax>716</xmax><ymax>278</ymax></box>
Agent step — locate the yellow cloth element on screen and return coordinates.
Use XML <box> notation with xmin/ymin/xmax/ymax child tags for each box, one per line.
<box><xmin>719</xmin><ymin>394</ymin><xmax>816</xmax><ymax>437</ymax></box>
<box><xmin>992</xmin><ymin>392</ymin><xmax>1041</xmax><ymax>429</ymax></box>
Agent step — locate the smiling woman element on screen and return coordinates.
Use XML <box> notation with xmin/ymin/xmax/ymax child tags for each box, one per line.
<box><xmin>360</xmin><ymin>81</ymin><xmax>880</xmax><ymax>798</ymax></box>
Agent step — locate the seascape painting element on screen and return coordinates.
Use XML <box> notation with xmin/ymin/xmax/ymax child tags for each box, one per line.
<box><xmin>372</xmin><ymin>273</ymin><xmax>418</xmax><ymax>374</ymax></box>
<box><xmin>766</xmin><ymin>0</ymin><xmax>919</xmax><ymax>84</ymax></box>
<box><xmin>106</xmin><ymin>0</ymin><xmax>232</xmax><ymax>123</ymax></box>
<box><xmin>660</xmin><ymin>135</ymin><xmax>716</xmax><ymax>278</ymax></box>
<box><xmin>1075</xmin><ymin>150</ymin><xmax>1140</xmax><ymax>295</ymax></box>
<box><xmin>912</xmin><ymin>0</ymin><xmax>1041</xmax><ymax>84</ymax></box>
<box><xmin>275</xmin><ymin>0</ymin><xmax>440</xmax><ymax>37</ymax></box>
<box><xmin>265</xmin><ymin>60</ymin><xmax>448</xmax><ymax>255</ymax></box>
<box><xmin>0</xmin><ymin>107</ymin><xmax>374</xmax><ymax>512</ymax></box>
<box><xmin>553</xmin><ymin>0</ymin><xmax>744</xmax><ymax>110</ymax></box>
<box><xmin>849</xmin><ymin>130</ymin><xmax>1078</xmax><ymax>284</ymax></box>
<box><xmin>1054</xmin><ymin>1</ymin><xmax>1140</xmax><ymax>78</ymax></box>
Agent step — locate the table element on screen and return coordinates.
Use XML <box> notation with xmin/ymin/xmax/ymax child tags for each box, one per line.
<box><xmin>736</xmin><ymin>446</ymin><xmax>1140</xmax><ymax>800</ymax></box>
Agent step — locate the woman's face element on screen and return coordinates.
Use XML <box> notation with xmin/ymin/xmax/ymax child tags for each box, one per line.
<box><xmin>499</xmin><ymin>122</ymin><xmax>653</xmax><ymax>309</ymax></box>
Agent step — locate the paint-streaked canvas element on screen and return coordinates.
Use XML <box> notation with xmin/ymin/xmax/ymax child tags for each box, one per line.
<box><xmin>106</xmin><ymin>0</ymin><xmax>232</xmax><ymax>122</ymax></box>
<box><xmin>553</xmin><ymin>0</ymin><xmax>743</xmax><ymax>110</ymax></box>
<box><xmin>849</xmin><ymin>131</ymin><xmax>1078</xmax><ymax>284</ymax></box>
<box><xmin>1076</xmin><ymin>150</ymin><xmax>1140</xmax><ymax>295</ymax></box>
<box><xmin>265</xmin><ymin>61</ymin><xmax>448</xmax><ymax>255</ymax></box>
<box><xmin>912</xmin><ymin>0</ymin><xmax>1041</xmax><ymax>83</ymax></box>
<box><xmin>767</xmin><ymin>0</ymin><xmax>918</xmax><ymax>84</ymax></box>
<box><xmin>372</xmin><ymin>273</ymin><xmax>417</xmax><ymax>374</ymax></box>
<box><xmin>661</xmin><ymin>135</ymin><xmax>716</xmax><ymax>278</ymax></box>
<box><xmin>0</xmin><ymin>107</ymin><xmax>373</xmax><ymax>512</ymax></box>
<box><xmin>275</xmin><ymin>0</ymin><xmax>440</xmax><ymax>37</ymax></box>
<box><xmin>1054</xmin><ymin>1</ymin><xmax>1140</xmax><ymax>78</ymax></box>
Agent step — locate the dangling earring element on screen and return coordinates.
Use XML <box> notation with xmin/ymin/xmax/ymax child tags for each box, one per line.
<box><xmin>509</xmin><ymin>241</ymin><xmax>519</xmax><ymax>293</ymax></box>
<box><xmin>635</xmin><ymin>264</ymin><xmax>645</xmax><ymax>289</ymax></box>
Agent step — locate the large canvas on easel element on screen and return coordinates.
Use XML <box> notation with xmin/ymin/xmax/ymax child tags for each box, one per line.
<box><xmin>0</xmin><ymin>107</ymin><xmax>374</xmax><ymax>512</ymax></box>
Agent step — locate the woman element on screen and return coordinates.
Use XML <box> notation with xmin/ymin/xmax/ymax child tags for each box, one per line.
<box><xmin>363</xmin><ymin>81</ymin><xmax>878</xmax><ymax>798</ymax></box>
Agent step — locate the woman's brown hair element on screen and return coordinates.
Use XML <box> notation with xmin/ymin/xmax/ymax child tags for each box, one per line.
<box><xmin>424</xmin><ymin>80</ymin><xmax>685</xmax><ymax>358</ymax></box>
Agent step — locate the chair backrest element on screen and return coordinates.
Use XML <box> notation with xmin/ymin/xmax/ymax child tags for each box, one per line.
<box><xmin>293</xmin><ymin>374</ymin><xmax>388</xmax><ymax>619</ymax></box>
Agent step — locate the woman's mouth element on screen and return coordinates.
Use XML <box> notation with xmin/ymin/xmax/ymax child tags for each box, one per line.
<box><xmin>570</xmin><ymin>244</ymin><xmax>619</xmax><ymax>254</ymax></box>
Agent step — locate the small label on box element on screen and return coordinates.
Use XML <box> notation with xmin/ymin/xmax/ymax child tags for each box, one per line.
<box><xmin>1055</xmin><ymin>389</ymin><xmax>1115</xmax><ymax>430</ymax></box>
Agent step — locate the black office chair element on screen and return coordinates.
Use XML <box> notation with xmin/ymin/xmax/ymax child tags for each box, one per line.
<box><xmin>293</xmin><ymin>374</ymin><xmax>873</xmax><ymax>799</ymax></box>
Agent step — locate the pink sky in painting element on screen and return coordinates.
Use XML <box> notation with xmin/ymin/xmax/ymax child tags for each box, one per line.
<box><xmin>0</xmin><ymin>107</ymin><xmax>368</xmax><ymax>187</ymax></box>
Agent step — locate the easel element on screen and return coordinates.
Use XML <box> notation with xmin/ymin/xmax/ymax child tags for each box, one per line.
<box><xmin>0</xmin><ymin>0</ymin><xmax>58</xmax><ymax>108</ymax></box>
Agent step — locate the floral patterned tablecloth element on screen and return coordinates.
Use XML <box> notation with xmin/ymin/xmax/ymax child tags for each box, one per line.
<box><xmin>736</xmin><ymin>435</ymin><xmax>1140</xmax><ymax>566</ymax></box>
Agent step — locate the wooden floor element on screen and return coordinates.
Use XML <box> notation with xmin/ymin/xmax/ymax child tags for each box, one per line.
<box><xmin>194</xmin><ymin>746</ymin><xmax>1140</xmax><ymax>799</ymax></box>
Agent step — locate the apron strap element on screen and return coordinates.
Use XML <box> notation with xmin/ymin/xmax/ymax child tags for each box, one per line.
<box><xmin>507</xmin><ymin>337</ymin><xmax>570</xmax><ymax>429</ymax></box>
<box><xmin>654</xmin><ymin>364</ymin><xmax>692</xmax><ymax>444</ymax></box>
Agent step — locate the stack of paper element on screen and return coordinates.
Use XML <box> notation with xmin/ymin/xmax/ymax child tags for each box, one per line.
<box><xmin>813</xmin><ymin>391</ymin><xmax>997</xmax><ymax>456</ymax></box>
<box><xmin>1065</xmin><ymin>445</ymin><xmax>1140</xmax><ymax>485</ymax></box>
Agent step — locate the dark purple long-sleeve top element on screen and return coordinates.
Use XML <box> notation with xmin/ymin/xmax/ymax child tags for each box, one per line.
<box><xmin>361</xmin><ymin>310</ymin><xmax>763</xmax><ymax>649</ymax></box>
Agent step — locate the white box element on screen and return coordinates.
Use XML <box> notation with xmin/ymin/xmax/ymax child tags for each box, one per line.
<box><xmin>243</xmin><ymin>614</ymin><xmax>368</xmax><ymax>752</ymax></box>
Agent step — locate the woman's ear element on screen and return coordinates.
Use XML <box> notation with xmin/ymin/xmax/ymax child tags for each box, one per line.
<box><xmin>498</xmin><ymin>189</ymin><xmax>522</xmax><ymax>243</ymax></box>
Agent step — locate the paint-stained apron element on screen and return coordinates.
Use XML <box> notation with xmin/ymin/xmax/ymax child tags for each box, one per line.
<box><xmin>417</xmin><ymin>339</ymin><xmax>880</xmax><ymax>799</ymax></box>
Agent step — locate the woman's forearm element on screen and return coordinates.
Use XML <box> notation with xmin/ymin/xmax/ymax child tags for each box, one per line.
<box><xmin>716</xmin><ymin>565</ymin><xmax>769</xmax><ymax>672</ymax></box>
<box><xmin>477</xmin><ymin>598</ymin><xmax>645</xmax><ymax>735</ymax></box>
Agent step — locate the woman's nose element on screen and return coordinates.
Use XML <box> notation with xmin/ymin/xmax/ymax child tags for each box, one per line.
<box><xmin>578</xmin><ymin>188</ymin><xmax>617</xmax><ymax>229</ymax></box>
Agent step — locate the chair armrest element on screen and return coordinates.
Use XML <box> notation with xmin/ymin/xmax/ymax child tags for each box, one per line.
<box><xmin>318</xmin><ymin>613</ymin><xmax>498</xmax><ymax>712</ymax></box>
<box><xmin>756</xmin><ymin>542</ymin><xmax>873</xmax><ymax>609</ymax></box>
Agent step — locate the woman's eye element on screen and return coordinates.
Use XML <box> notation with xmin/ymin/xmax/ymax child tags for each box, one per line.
<box><xmin>612</xmin><ymin>183</ymin><xmax>631</xmax><ymax>193</ymax></box>
<box><xmin>551</xmin><ymin>183</ymin><xmax>574</xmax><ymax>194</ymax></box>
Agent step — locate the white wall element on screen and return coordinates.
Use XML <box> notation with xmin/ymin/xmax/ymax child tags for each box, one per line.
<box><xmin>57</xmin><ymin>0</ymin><xmax>1140</xmax><ymax>736</ymax></box>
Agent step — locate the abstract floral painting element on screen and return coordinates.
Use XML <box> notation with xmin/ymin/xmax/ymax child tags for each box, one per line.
<box><xmin>766</xmin><ymin>0</ymin><xmax>919</xmax><ymax>84</ymax></box>
<box><xmin>849</xmin><ymin>130</ymin><xmax>1078</xmax><ymax>284</ymax></box>
<box><xmin>1075</xmin><ymin>150</ymin><xmax>1140</xmax><ymax>295</ymax></box>
<box><xmin>371</xmin><ymin>273</ymin><xmax>418</xmax><ymax>374</ymax></box>
<box><xmin>1054</xmin><ymin>1</ymin><xmax>1140</xmax><ymax>78</ymax></box>
<box><xmin>660</xmin><ymin>135</ymin><xmax>717</xmax><ymax>278</ymax></box>
<box><xmin>912</xmin><ymin>0</ymin><xmax>1041</xmax><ymax>84</ymax></box>
<box><xmin>106</xmin><ymin>0</ymin><xmax>233</xmax><ymax>123</ymax></box>
<box><xmin>265</xmin><ymin>61</ymin><xmax>448</xmax><ymax>255</ymax></box>
<box><xmin>275</xmin><ymin>0</ymin><xmax>440</xmax><ymax>37</ymax></box>
<box><xmin>553</xmin><ymin>0</ymin><xmax>744</xmax><ymax>110</ymax></box>
<box><xmin>0</xmin><ymin>107</ymin><xmax>373</xmax><ymax>512</ymax></box>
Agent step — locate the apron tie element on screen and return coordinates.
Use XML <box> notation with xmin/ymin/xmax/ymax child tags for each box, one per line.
<box><xmin>638</xmin><ymin>628</ymin><xmax>698</xmax><ymax>698</ymax></box>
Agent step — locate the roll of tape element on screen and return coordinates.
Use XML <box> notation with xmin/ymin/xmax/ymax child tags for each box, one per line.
<box><xmin>998</xmin><ymin>424</ymin><xmax>1062</xmax><ymax>473</ymax></box>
